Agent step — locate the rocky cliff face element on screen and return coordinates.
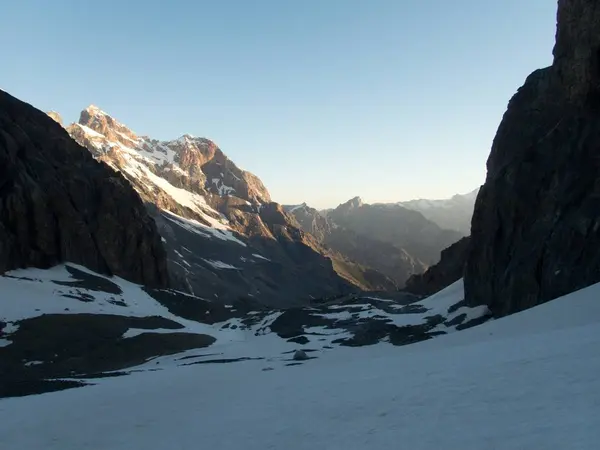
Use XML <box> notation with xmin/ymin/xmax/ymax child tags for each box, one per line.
<box><xmin>0</xmin><ymin>90</ymin><xmax>168</xmax><ymax>287</ymax></box>
<box><xmin>465</xmin><ymin>0</ymin><xmax>600</xmax><ymax>316</ymax></box>
<box><xmin>405</xmin><ymin>237</ymin><xmax>470</xmax><ymax>296</ymax></box>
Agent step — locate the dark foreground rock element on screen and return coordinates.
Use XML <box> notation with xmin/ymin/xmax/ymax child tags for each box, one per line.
<box><xmin>465</xmin><ymin>0</ymin><xmax>600</xmax><ymax>316</ymax></box>
<box><xmin>0</xmin><ymin>90</ymin><xmax>168</xmax><ymax>287</ymax></box>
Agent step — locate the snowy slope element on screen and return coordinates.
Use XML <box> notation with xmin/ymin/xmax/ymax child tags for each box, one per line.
<box><xmin>0</xmin><ymin>266</ymin><xmax>487</xmax><ymax>359</ymax></box>
<box><xmin>1</xmin><ymin>277</ymin><xmax>598</xmax><ymax>449</ymax></box>
<box><xmin>0</xmin><ymin>264</ymin><xmax>492</xmax><ymax>402</ymax></box>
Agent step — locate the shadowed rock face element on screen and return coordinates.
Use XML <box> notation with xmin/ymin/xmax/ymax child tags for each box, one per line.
<box><xmin>405</xmin><ymin>237</ymin><xmax>470</xmax><ymax>297</ymax></box>
<box><xmin>0</xmin><ymin>90</ymin><xmax>169</xmax><ymax>287</ymax></box>
<box><xmin>465</xmin><ymin>0</ymin><xmax>600</xmax><ymax>316</ymax></box>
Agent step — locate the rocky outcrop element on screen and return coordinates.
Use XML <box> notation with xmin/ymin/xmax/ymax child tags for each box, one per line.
<box><xmin>465</xmin><ymin>0</ymin><xmax>600</xmax><ymax>316</ymax></box>
<box><xmin>0</xmin><ymin>90</ymin><xmax>168</xmax><ymax>287</ymax></box>
<box><xmin>405</xmin><ymin>237</ymin><xmax>470</xmax><ymax>296</ymax></box>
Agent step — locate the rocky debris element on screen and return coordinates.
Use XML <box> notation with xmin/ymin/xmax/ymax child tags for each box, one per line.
<box><xmin>0</xmin><ymin>90</ymin><xmax>168</xmax><ymax>287</ymax></box>
<box><xmin>405</xmin><ymin>237</ymin><xmax>470</xmax><ymax>296</ymax></box>
<box><xmin>465</xmin><ymin>0</ymin><xmax>600</xmax><ymax>316</ymax></box>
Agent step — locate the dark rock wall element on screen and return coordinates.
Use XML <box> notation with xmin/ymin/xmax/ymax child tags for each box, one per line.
<box><xmin>0</xmin><ymin>90</ymin><xmax>168</xmax><ymax>287</ymax></box>
<box><xmin>465</xmin><ymin>0</ymin><xmax>600</xmax><ymax>316</ymax></box>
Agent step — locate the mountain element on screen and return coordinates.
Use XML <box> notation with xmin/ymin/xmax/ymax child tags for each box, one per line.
<box><xmin>394</xmin><ymin>188</ymin><xmax>479</xmax><ymax>235</ymax></box>
<box><xmin>285</xmin><ymin>202</ymin><xmax>426</xmax><ymax>287</ymax></box>
<box><xmin>285</xmin><ymin>191</ymin><xmax>476</xmax><ymax>289</ymax></box>
<box><xmin>465</xmin><ymin>0</ymin><xmax>600</xmax><ymax>316</ymax></box>
<box><xmin>63</xmin><ymin>105</ymin><xmax>394</xmax><ymax>303</ymax></box>
<box><xmin>328</xmin><ymin>197</ymin><xmax>463</xmax><ymax>266</ymax></box>
<box><xmin>0</xmin><ymin>90</ymin><xmax>168</xmax><ymax>287</ymax></box>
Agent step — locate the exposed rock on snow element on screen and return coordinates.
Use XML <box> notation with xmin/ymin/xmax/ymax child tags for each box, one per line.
<box><xmin>0</xmin><ymin>264</ymin><xmax>489</xmax><ymax>398</ymax></box>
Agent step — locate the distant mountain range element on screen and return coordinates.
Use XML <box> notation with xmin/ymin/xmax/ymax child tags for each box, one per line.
<box><xmin>285</xmin><ymin>195</ymin><xmax>470</xmax><ymax>287</ymax></box>
<box><xmin>393</xmin><ymin>189</ymin><xmax>479</xmax><ymax>235</ymax></box>
<box><xmin>284</xmin><ymin>202</ymin><xmax>426</xmax><ymax>287</ymax></box>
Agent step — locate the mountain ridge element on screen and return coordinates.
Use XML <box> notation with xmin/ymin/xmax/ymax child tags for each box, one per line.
<box><xmin>61</xmin><ymin>104</ymin><xmax>400</xmax><ymax>301</ymax></box>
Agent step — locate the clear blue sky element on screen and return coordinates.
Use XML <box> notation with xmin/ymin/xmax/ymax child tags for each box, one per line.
<box><xmin>4</xmin><ymin>0</ymin><xmax>556</xmax><ymax>208</ymax></box>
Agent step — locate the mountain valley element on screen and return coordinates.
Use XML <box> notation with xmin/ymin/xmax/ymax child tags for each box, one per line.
<box><xmin>2</xmin><ymin>1</ymin><xmax>599</xmax><ymax>448</ymax></box>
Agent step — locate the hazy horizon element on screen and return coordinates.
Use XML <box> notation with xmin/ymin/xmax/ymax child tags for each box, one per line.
<box><xmin>3</xmin><ymin>0</ymin><xmax>556</xmax><ymax>208</ymax></box>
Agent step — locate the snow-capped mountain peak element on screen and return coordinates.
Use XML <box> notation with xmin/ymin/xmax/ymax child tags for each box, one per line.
<box><xmin>67</xmin><ymin>106</ymin><xmax>271</xmax><ymax>209</ymax></box>
<box><xmin>60</xmin><ymin>105</ymin><xmax>360</xmax><ymax>306</ymax></box>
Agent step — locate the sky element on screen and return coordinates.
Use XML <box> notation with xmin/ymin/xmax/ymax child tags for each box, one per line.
<box><xmin>3</xmin><ymin>0</ymin><xmax>557</xmax><ymax>209</ymax></box>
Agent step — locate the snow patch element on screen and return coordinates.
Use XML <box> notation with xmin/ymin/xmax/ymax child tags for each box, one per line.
<box><xmin>163</xmin><ymin>211</ymin><xmax>247</xmax><ymax>247</ymax></box>
<box><xmin>76</xmin><ymin>123</ymin><xmax>105</xmax><ymax>138</ymax></box>
<box><xmin>203</xmin><ymin>259</ymin><xmax>239</xmax><ymax>270</ymax></box>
